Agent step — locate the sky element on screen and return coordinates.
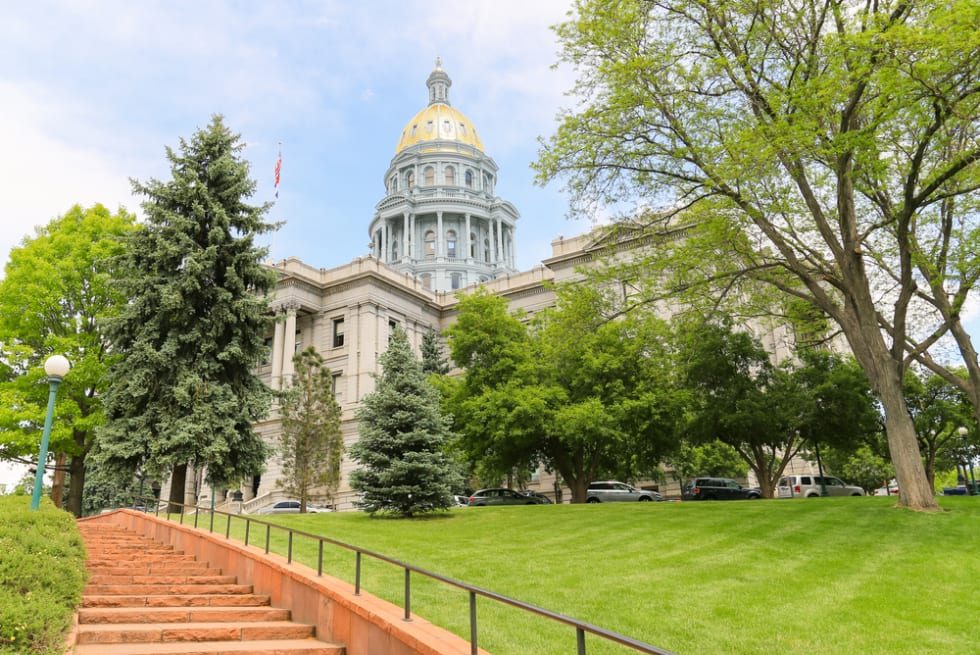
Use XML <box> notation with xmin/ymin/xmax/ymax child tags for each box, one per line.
<box><xmin>0</xmin><ymin>0</ymin><xmax>584</xmax><ymax>488</ymax></box>
<box><xmin>0</xmin><ymin>0</ymin><xmax>585</xmax><ymax>275</ymax></box>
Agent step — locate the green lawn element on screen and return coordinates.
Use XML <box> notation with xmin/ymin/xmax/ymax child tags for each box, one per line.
<box><xmin>204</xmin><ymin>496</ymin><xmax>980</xmax><ymax>655</ymax></box>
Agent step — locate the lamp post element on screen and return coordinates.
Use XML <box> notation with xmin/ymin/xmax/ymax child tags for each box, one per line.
<box><xmin>957</xmin><ymin>426</ymin><xmax>977</xmax><ymax>495</ymax></box>
<box><xmin>30</xmin><ymin>355</ymin><xmax>70</xmax><ymax>511</ymax></box>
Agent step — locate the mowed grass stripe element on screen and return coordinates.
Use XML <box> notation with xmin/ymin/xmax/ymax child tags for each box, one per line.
<box><xmin>208</xmin><ymin>496</ymin><xmax>979</xmax><ymax>655</ymax></box>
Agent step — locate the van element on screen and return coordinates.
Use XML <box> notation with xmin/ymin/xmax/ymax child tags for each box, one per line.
<box><xmin>777</xmin><ymin>475</ymin><xmax>865</xmax><ymax>498</ymax></box>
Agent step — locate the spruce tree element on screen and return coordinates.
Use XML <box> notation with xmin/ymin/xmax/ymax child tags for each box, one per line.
<box><xmin>278</xmin><ymin>346</ymin><xmax>343</xmax><ymax>511</ymax></box>
<box><xmin>420</xmin><ymin>327</ymin><xmax>450</xmax><ymax>375</ymax></box>
<box><xmin>350</xmin><ymin>327</ymin><xmax>457</xmax><ymax>517</ymax></box>
<box><xmin>99</xmin><ymin>115</ymin><xmax>276</xmax><ymax>508</ymax></box>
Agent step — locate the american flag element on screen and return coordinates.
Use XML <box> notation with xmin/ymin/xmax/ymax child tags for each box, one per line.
<box><xmin>274</xmin><ymin>154</ymin><xmax>282</xmax><ymax>199</ymax></box>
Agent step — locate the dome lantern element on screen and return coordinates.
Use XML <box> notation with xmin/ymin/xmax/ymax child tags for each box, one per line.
<box><xmin>427</xmin><ymin>56</ymin><xmax>451</xmax><ymax>106</ymax></box>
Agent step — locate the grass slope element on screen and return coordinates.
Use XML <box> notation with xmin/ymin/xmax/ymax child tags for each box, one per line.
<box><xmin>230</xmin><ymin>496</ymin><xmax>980</xmax><ymax>655</ymax></box>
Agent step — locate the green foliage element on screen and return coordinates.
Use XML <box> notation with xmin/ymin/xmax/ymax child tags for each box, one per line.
<box><xmin>0</xmin><ymin>497</ymin><xmax>86</xmax><ymax>654</ymax></box>
<box><xmin>665</xmin><ymin>440</ymin><xmax>747</xmax><ymax>486</ymax></box>
<box><xmin>904</xmin><ymin>368</ymin><xmax>977</xmax><ymax>486</ymax></box>
<box><xmin>444</xmin><ymin>283</ymin><xmax>683</xmax><ymax>501</ymax></box>
<box><xmin>536</xmin><ymin>0</ymin><xmax>980</xmax><ymax>509</ymax></box>
<box><xmin>350</xmin><ymin>328</ymin><xmax>458</xmax><ymax>516</ymax></box>
<box><xmin>0</xmin><ymin>204</ymin><xmax>137</xmax><ymax>516</ymax></box>
<box><xmin>278</xmin><ymin>347</ymin><xmax>343</xmax><ymax>509</ymax></box>
<box><xmin>420</xmin><ymin>327</ymin><xmax>450</xmax><ymax>375</ymax></box>
<box><xmin>676</xmin><ymin>319</ymin><xmax>879</xmax><ymax>496</ymax></box>
<box><xmin>98</xmin><ymin>115</ymin><xmax>276</xmax><ymax>489</ymax></box>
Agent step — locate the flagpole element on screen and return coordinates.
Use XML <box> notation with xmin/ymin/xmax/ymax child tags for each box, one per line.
<box><xmin>271</xmin><ymin>142</ymin><xmax>282</xmax><ymax>262</ymax></box>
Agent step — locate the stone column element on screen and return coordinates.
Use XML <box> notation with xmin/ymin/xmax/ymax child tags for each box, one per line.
<box><xmin>270</xmin><ymin>307</ymin><xmax>285</xmax><ymax>390</ymax></box>
<box><xmin>281</xmin><ymin>302</ymin><xmax>298</xmax><ymax>385</ymax></box>
<box><xmin>464</xmin><ymin>213</ymin><xmax>472</xmax><ymax>260</ymax></box>
<box><xmin>403</xmin><ymin>212</ymin><xmax>411</xmax><ymax>260</ymax></box>
<box><xmin>436</xmin><ymin>211</ymin><xmax>444</xmax><ymax>258</ymax></box>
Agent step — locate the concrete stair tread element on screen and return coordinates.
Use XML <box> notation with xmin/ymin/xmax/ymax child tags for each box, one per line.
<box><xmin>72</xmin><ymin>638</ymin><xmax>345</xmax><ymax>654</ymax></box>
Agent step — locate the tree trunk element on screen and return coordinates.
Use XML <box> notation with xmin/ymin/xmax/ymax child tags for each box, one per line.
<box><xmin>168</xmin><ymin>463</ymin><xmax>188</xmax><ymax>513</ymax></box>
<box><xmin>876</xmin><ymin>373</ymin><xmax>938</xmax><ymax>509</ymax></box>
<box><xmin>50</xmin><ymin>452</ymin><xmax>67</xmax><ymax>509</ymax></box>
<box><xmin>65</xmin><ymin>454</ymin><xmax>86</xmax><ymax>518</ymax></box>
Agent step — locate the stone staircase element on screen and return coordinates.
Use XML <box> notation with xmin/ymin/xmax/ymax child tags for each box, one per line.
<box><xmin>75</xmin><ymin>522</ymin><xmax>345</xmax><ymax>655</ymax></box>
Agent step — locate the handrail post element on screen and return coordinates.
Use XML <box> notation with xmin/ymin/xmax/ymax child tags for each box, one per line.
<box><xmin>355</xmin><ymin>552</ymin><xmax>362</xmax><ymax>595</ymax></box>
<box><xmin>577</xmin><ymin>627</ymin><xmax>587</xmax><ymax>655</ymax></box>
<box><xmin>288</xmin><ymin>532</ymin><xmax>294</xmax><ymax>564</ymax></box>
<box><xmin>265</xmin><ymin>525</ymin><xmax>271</xmax><ymax>554</ymax></box>
<box><xmin>209</xmin><ymin>508</ymin><xmax>215</xmax><ymax>533</ymax></box>
<box><xmin>469</xmin><ymin>591</ymin><xmax>478</xmax><ymax>655</ymax></box>
<box><xmin>403</xmin><ymin>568</ymin><xmax>412</xmax><ymax>621</ymax></box>
<box><xmin>318</xmin><ymin>540</ymin><xmax>324</xmax><ymax>576</ymax></box>
<box><xmin>244</xmin><ymin>520</ymin><xmax>251</xmax><ymax>546</ymax></box>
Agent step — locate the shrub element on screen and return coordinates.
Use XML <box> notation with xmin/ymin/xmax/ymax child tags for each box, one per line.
<box><xmin>0</xmin><ymin>496</ymin><xmax>86</xmax><ymax>654</ymax></box>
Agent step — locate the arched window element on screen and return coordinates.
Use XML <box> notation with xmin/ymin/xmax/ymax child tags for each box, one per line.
<box><xmin>470</xmin><ymin>232</ymin><xmax>477</xmax><ymax>258</ymax></box>
<box><xmin>389</xmin><ymin>176</ymin><xmax>397</xmax><ymax>193</ymax></box>
<box><xmin>407</xmin><ymin>170</ymin><xmax>415</xmax><ymax>188</ymax></box>
<box><xmin>451</xmin><ymin>272</ymin><xmax>462</xmax><ymax>290</ymax></box>
<box><xmin>446</xmin><ymin>230</ymin><xmax>457</xmax><ymax>258</ymax></box>
<box><xmin>465</xmin><ymin>170</ymin><xmax>473</xmax><ymax>188</ymax></box>
<box><xmin>444</xmin><ymin>166</ymin><xmax>455</xmax><ymax>186</ymax></box>
<box><xmin>391</xmin><ymin>240</ymin><xmax>398</xmax><ymax>260</ymax></box>
<box><xmin>423</xmin><ymin>166</ymin><xmax>435</xmax><ymax>186</ymax></box>
<box><xmin>484</xmin><ymin>238</ymin><xmax>490</xmax><ymax>262</ymax></box>
<box><xmin>424</xmin><ymin>231</ymin><xmax>436</xmax><ymax>257</ymax></box>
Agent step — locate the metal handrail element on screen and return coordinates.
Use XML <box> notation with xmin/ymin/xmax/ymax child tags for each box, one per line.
<box><xmin>131</xmin><ymin>496</ymin><xmax>677</xmax><ymax>655</ymax></box>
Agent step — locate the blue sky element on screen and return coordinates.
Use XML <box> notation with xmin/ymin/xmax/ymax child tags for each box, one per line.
<box><xmin>0</xmin><ymin>0</ymin><xmax>585</xmax><ymax>274</ymax></box>
<box><xmin>0</xmin><ymin>0</ymin><xmax>583</xmax><ymax>489</ymax></box>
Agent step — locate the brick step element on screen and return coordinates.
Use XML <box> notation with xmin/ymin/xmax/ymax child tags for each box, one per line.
<box><xmin>72</xmin><ymin>637</ymin><xmax>345</xmax><ymax>654</ymax></box>
<box><xmin>89</xmin><ymin>561</ymin><xmax>217</xmax><ymax>572</ymax></box>
<box><xmin>85</xmin><ymin>583</ymin><xmax>254</xmax><ymax>595</ymax></box>
<box><xmin>82</xmin><ymin>593</ymin><xmax>272</xmax><ymax>608</ymax></box>
<box><xmin>76</xmin><ymin>620</ymin><xmax>316</xmax><ymax>644</ymax></box>
<box><xmin>79</xmin><ymin>606</ymin><xmax>291</xmax><ymax>625</ymax></box>
<box><xmin>88</xmin><ymin>547</ymin><xmax>182</xmax><ymax>556</ymax></box>
<box><xmin>88</xmin><ymin>565</ymin><xmax>223</xmax><ymax>576</ymax></box>
<box><xmin>88</xmin><ymin>574</ymin><xmax>238</xmax><ymax>585</ymax></box>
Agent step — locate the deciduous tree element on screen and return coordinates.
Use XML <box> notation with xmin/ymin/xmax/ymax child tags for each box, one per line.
<box><xmin>278</xmin><ymin>346</ymin><xmax>343</xmax><ymax>511</ymax></box>
<box><xmin>537</xmin><ymin>0</ymin><xmax>980</xmax><ymax>509</ymax></box>
<box><xmin>0</xmin><ymin>204</ymin><xmax>136</xmax><ymax>516</ymax></box>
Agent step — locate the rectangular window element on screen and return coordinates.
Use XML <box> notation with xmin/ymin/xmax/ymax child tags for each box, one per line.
<box><xmin>332</xmin><ymin>318</ymin><xmax>345</xmax><ymax>348</ymax></box>
<box><xmin>331</xmin><ymin>372</ymin><xmax>344</xmax><ymax>405</ymax></box>
<box><xmin>388</xmin><ymin>319</ymin><xmax>399</xmax><ymax>342</ymax></box>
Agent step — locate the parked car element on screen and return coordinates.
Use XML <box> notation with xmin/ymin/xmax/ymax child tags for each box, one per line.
<box><xmin>453</xmin><ymin>494</ymin><xmax>471</xmax><ymax>507</ymax></box>
<box><xmin>586</xmin><ymin>480</ymin><xmax>662</xmax><ymax>503</ymax></box>
<box><xmin>467</xmin><ymin>488</ymin><xmax>551</xmax><ymax>506</ymax></box>
<box><xmin>872</xmin><ymin>479</ymin><xmax>900</xmax><ymax>496</ymax></box>
<box><xmin>682</xmin><ymin>477</ymin><xmax>762</xmax><ymax>500</ymax></box>
<box><xmin>255</xmin><ymin>500</ymin><xmax>332</xmax><ymax>514</ymax></box>
<box><xmin>520</xmin><ymin>490</ymin><xmax>554</xmax><ymax>504</ymax></box>
<box><xmin>777</xmin><ymin>475</ymin><xmax>865</xmax><ymax>498</ymax></box>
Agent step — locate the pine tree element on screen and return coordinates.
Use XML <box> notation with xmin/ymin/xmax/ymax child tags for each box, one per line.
<box><xmin>349</xmin><ymin>327</ymin><xmax>457</xmax><ymax>517</ymax></box>
<box><xmin>278</xmin><ymin>346</ymin><xmax>343</xmax><ymax>511</ymax></box>
<box><xmin>420</xmin><ymin>327</ymin><xmax>449</xmax><ymax>375</ymax></box>
<box><xmin>98</xmin><ymin>115</ymin><xmax>277</xmax><ymax>509</ymax></box>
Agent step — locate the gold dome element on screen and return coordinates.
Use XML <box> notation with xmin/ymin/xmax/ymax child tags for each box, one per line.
<box><xmin>394</xmin><ymin>59</ymin><xmax>484</xmax><ymax>154</ymax></box>
<box><xmin>395</xmin><ymin>103</ymin><xmax>484</xmax><ymax>154</ymax></box>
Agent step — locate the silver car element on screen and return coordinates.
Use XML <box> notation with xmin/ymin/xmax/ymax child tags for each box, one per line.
<box><xmin>586</xmin><ymin>480</ymin><xmax>662</xmax><ymax>503</ymax></box>
<box><xmin>255</xmin><ymin>500</ymin><xmax>332</xmax><ymax>514</ymax></box>
<box><xmin>778</xmin><ymin>475</ymin><xmax>865</xmax><ymax>498</ymax></box>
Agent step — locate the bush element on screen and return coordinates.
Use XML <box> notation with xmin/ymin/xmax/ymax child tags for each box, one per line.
<box><xmin>0</xmin><ymin>496</ymin><xmax>86</xmax><ymax>654</ymax></box>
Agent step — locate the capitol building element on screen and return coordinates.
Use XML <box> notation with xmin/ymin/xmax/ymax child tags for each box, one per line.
<box><xmin>197</xmin><ymin>61</ymin><xmax>601</xmax><ymax>511</ymax></box>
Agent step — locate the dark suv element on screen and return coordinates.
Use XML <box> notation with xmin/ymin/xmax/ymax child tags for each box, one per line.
<box><xmin>682</xmin><ymin>477</ymin><xmax>762</xmax><ymax>501</ymax></box>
